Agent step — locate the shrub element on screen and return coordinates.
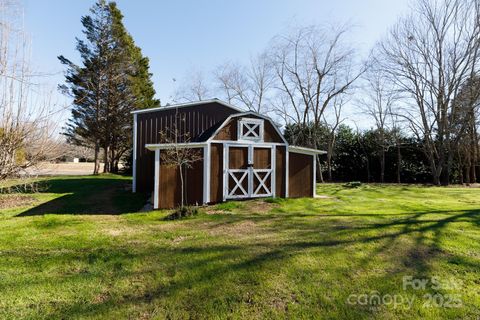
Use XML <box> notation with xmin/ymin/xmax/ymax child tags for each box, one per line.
<box><xmin>164</xmin><ymin>206</ymin><xmax>199</xmax><ymax>220</ymax></box>
<box><xmin>343</xmin><ymin>181</ymin><xmax>362</xmax><ymax>188</ymax></box>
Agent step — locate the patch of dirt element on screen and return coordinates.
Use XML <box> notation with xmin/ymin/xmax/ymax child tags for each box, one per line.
<box><xmin>244</xmin><ymin>200</ymin><xmax>276</xmax><ymax>213</ymax></box>
<box><xmin>102</xmin><ymin>225</ymin><xmax>140</xmax><ymax>237</ymax></box>
<box><xmin>0</xmin><ymin>194</ymin><xmax>36</xmax><ymax>209</ymax></box>
<box><xmin>172</xmin><ymin>235</ymin><xmax>189</xmax><ymax>245</ymax></box>
<box><xmin>92</xmin><ymin>291</ymin><xmax>110</xmax><ymax>304</ymax></box>
<box><xmin>315</xmin><ymin>194</ymin><xmax>332</xmax><ymax>199</ymax></box>
<box><xmin>205</xmin><ymin>199</ymin><xmax>277</xmax><ymax>215</ymax></box>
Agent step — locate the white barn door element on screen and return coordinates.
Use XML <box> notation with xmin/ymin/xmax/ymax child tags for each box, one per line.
<box><xmin>224</xmin><ymin>145</ymin><xmax>274</xmax><ymax>200</ymax></box>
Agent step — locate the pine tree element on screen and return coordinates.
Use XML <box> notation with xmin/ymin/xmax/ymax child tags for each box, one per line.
<box><xmin>109</xmin><ymin>2</ymin><xmax>159</xmax><ymax>109</ymax></box>
<box><xmin>59</xmin><ymin>0</ymin><xmax>158</xmax><ymax>174</ymax></box>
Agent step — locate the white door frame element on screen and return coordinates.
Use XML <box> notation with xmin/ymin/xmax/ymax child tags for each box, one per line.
<box><xmin>224</xmin><ymin>143</ymin><xmax>275</xmax><ymax>200</ymax></box>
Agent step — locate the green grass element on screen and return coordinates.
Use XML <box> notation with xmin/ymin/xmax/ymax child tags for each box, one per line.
<box><xmin>0</xmin><ymin>176</ymin><xmax>479</xmax><ymax>319</ymax></box>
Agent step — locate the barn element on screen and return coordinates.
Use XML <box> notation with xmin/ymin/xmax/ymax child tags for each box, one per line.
<box><xmin>132</xmin><ymin>99</ymin><xmax>325</xmax><ymax>209</ymax></box>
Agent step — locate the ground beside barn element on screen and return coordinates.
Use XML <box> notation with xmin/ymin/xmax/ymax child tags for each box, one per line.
<box><xmin>0</xmin><ymin>175</ymin><xmax>479</xmax><ymax>319</ymax></box>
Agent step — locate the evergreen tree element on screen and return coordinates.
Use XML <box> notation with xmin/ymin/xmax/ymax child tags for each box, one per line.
<box><xmin>109</xmin><ymin>2</ymin><xmax>159</xmax><ymax>109</ymax></box>
<box><xmin>59</xmin><ymin>0</ymin><xmax>158</xmax><ymax>174</ymax></box>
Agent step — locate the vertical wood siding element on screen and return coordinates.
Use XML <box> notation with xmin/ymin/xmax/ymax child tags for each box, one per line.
<box><xmin>209</xmin><ymin>143</ymin><xmax>224</xmax><ymax>203</ymax></box>
<box><xmin>275</xmin><ymin>146</ymin><xmax>286</xmax><ymax>197</ymax></box>
<box><xmin>136</xmin><ymin>102</ymin><xmax>237</xmax><ymax>193</ymax></box>
<box><xmin>158</xmin><ymin>149</ymin><xmax>204</xmax><ymax>208</ymax></box>
<box><xmin>288</xmin><ymin>152</ymin><xmax>314</xmax><ymax>198</ymax></box>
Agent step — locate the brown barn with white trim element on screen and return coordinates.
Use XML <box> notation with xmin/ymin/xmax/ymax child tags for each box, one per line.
<box><xmin>132</xmin><ymin>99</ymin><xmax>325</xmax><ymax>209</ymax></box>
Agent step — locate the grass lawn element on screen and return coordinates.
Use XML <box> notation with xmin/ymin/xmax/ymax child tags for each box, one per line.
<box><xmin>0</xmin><ymin>175</ymin><xmax>479</xmax><ymax>319</ymax></box>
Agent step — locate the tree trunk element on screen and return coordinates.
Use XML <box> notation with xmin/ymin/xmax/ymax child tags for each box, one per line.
<box><xmin>316</xmin><ymin>155</ymin><xmax>324</xmax><ymax>183</ymax></box>
<box><xmin>396</xmin><ymin>140</ymin><xmax>401</xmax><ymax>184</ymax></box>
<box><xmin>93</xmin><ymin>143</ymin><xmax>100</xmax><ymax>175</ymax></box>
<box><xmin>103</xmin><ymin>146</ymin><xmax>109</xmax><ymax>173</ymax></box>
<box><xmin>459</xmin><ymin>165</ymin><xmax>464</xmax><ymax>184</ymax></box>
<box><xmin>366</xmin><ymin>157</ymin><xmax>371</xmax><ymax>182</ymax></box>
<box><xmin>109</xmin><ymin>148</ymin><xmax>116</xmax><ymax>173</ymax></box>
<box><xmin>380</xmin><ymin>147</ymin><xmax>385</xmax><ymax>183</ymax></box>
<box><xmin>179</xmin><ymin>164</ymin><xmax>184</xmax><ymax>207</ymax></box>
<box><xmin>465</xmin><ymin>152</ymin><xmax>471</xmax><ymax>185</ymax></box>
<box><xmin>327</xmin><ymin>154</ymin><xmax>333</xmax><ymax>181</ymax></box>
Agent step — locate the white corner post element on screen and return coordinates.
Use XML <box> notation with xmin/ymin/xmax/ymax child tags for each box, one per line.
<box><xmin>132</xmin><ymin>113</ymin><xmax>138</xmax><ymax>193</ymax></box>
<box><xmin>313</xmin><ymin>154</ymin><xmax>317</xmax><ymax>197</ymax></box>
<box><xmin>154</xmin><ymin>149</ymin><xmax>160</xmax><ymax>209</ymax></box>
<box><xmin>271</xmin><ymin>145</ymin><xmax>276</xmax><ymax>198</ymax></box>
<box><xmin>222</xmin><ymin>143</ymin><xmax>228</xmax><ymax>201</ymax></box>
<box><xmin>285</xmin><ymin>149</ymin><xmax>289</xmax><ymax>198</ymax></box>
<box><xmin>203</xmin><ymin>143</ymin><xmax>211</xmax><ymax>204</ymax></box>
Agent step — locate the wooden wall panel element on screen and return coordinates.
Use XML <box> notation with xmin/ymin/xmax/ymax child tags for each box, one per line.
<box><xmin>253</xmin><ymin>147</ymin><xmax>271</xmax><ymax>169</ymax></box>
<box><xmin>136</xmin><ymin>102</ymin><xmax>237</xmax><ymax>193</ymax></box>
<box><xmin>209</xmin><ymin>143</ymin><xmax>223</xmax><ymax>203</ymax></box>
<box><xmin>229</xmin><ymin>147</ymin><xmax>248</xmax><ymax>169</ymax></box>
<box><xmin>212</xmin><ymin>115</ymin><xmax>284</xmax><ymax>143</ymax></box>
<box><xmin>263</xmin><ymin>121</ymin><xmax>284</xmax><ymax>143</ymax></box>
<box><xmin>158</xmin><ymin>150</ymin><xmax>204</xmax><ymax>208</ymax></box>
<box><xmin>288</xmin><ymin>152</ymin><xmax>313</xmax><ymax>198</ymax></box>
<box><xmin>275</xmin><ymin>146</ymin><xmax>286</xmax><ymax>198</ymax></box>
<box><xmin>215</xmin><ymin>120</ymin><xmax>237</xmax><ymax>141</ymax></box>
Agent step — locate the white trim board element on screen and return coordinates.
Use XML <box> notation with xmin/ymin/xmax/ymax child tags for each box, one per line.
<box><xmin>210</xmin><ymin>140</ymin><xmax>287</xmax><ymax>147</ymax></box>
<box><xmin>203</xmin><ymin>144</ymin><xmax>211</xmax><ymax>204</ymax></box>
<box><xmin>313</xmin><ymin>153</ymin><xmax>317</xmax><ymax>197</ymax></box>
<box><xmin>285</xmin><ymin>149</ymin><xmax>289</xmax><ymax>198</ymax></box>
<box><xmin>288</xmin><ymin>146</ymin><xmax>327</xmax><ymax>156</ymax></box>
<box><xmin>132</xmin><ymin>113</ymin><xmax>138</xmax><ymax>193</ymax></box>
<box><xmin>145</xmin><ymin>142</ymin><xmax>207</xmax><ymax>151</ymax></box>
<box><xmin>130</xmin><ymin>99</ymin><xmax>243</xmax><ymax>115</ymax></box>
<box><xmin>154</xmin><ymin>149</ymin><xmax>160</xmax><ymax>209</ymax></box>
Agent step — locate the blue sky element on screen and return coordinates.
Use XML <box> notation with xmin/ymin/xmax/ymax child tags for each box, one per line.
<box><xmin>23</xmin><ymin>0</ymin><xmax>410</xmax><ymax>110</ymax></box>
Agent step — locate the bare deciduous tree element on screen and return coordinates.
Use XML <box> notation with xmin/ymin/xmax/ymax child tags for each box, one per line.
<box><xmin>0</xmin><ymin>0</ymin><xmax>63</xmax><ymax>181</ymax></box>
<box><xmin>172</xmin><ymin>69</ymin><xmax>211</xmax><ymax>103</ymax></box>
<box><xmin>377</xmin><ymin>0</ymin><xmax>480</xmax><ymax>185</ymax></box>
<box><xmin>322</xmin><ymin>96</ymin><xmax>345</xmax><ymax>181</ymax></box>
<box><xmin>215</xmin><ymin>53</ymin><xmax>274</xmax><ymax>113</ymax></box>
<box><xmin>269</xmin><ymin>24</ymin><xmax>361</xmax><ymax>127</ymax></box>
<box><xmin>269</xmin><ymin>24</ymin><xmax>361</xmax><ymax>182</ymax></box>
<box><xmin>357</xmin><ymin>65</ymin><xmax>398</xmax><ymax>182</ymax></box>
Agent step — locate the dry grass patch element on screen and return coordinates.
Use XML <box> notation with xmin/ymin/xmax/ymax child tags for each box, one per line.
<box><xmin>207</xmin><ymin>220</ymin><xmax>259</xmax><ymax>237</ymax></box>
<box><xmin>0</xmin><ymin>194</ymin><xmax>36</xmax><ymax>209</ymax></box>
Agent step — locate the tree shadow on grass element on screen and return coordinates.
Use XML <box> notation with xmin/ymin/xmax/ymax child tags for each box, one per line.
<box><xmin>15</xmin><ymin>177</ymin><xmax>147</xmax><ymax>216</ymax></box>
<box><xmin>36</xmin><ymin>209</ymin><xmax>480</xmax><ymax>318</ymax></box>
<box><xmin>5</xmin><ymin>205</ymin><xmax>480</xmax><ymax>318</ymax></box>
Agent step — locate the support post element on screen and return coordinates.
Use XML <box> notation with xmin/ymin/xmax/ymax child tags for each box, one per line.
<box><xmin>313</xmin><ymin>154</ymin><xmax>317</xmax><ymax>197</ymax></box>
<box><xmin>285</xmin><ymin>149</ymin><xmax>289</xmax><ymax>198</ymax></box>
<box><xmin>132</xmin><ymin>113</ymin><xmax>138</xmax><ymax>193</ymax></box>
<box><xmin>203</xmin><ymin>144</ymin><xmax>211</xmax><ymax>204</ymax></box>
<box><xmin>154</xmin><ymin>149</ymin><xmax>160</xmax><ymax>209</ymax></box>
<box><xmin>271</xmin><ymin>145</ymin><xmax>276</xmax><ymax>197</ymax></box>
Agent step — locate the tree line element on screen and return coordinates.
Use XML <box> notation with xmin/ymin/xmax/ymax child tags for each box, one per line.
<box><xmin>174</xmin><ymin>0</ymin><xmax>480</xmax><ymax>185</ymax></box>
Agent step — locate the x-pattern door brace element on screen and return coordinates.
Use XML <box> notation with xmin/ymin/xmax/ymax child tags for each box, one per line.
<box><xmin>243</xmin><ymin>123</ymin><xmax>259</xmax><ymax>138</ymax></box>
<box><xmin>228</xmin><ymin>170</ymin><xmax>248</xmax><ymax>197</ymax></box>
<box><xmin>252</xmin><ymin>170</ymin><xmax>272</xmax><ymax>196</ymax></box>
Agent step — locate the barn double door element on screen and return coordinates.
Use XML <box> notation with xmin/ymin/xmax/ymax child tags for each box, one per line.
<box><xmin>225</xmin><ymin>145</ymin><xmax>274</xmax><ymax>199</ymax></box>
